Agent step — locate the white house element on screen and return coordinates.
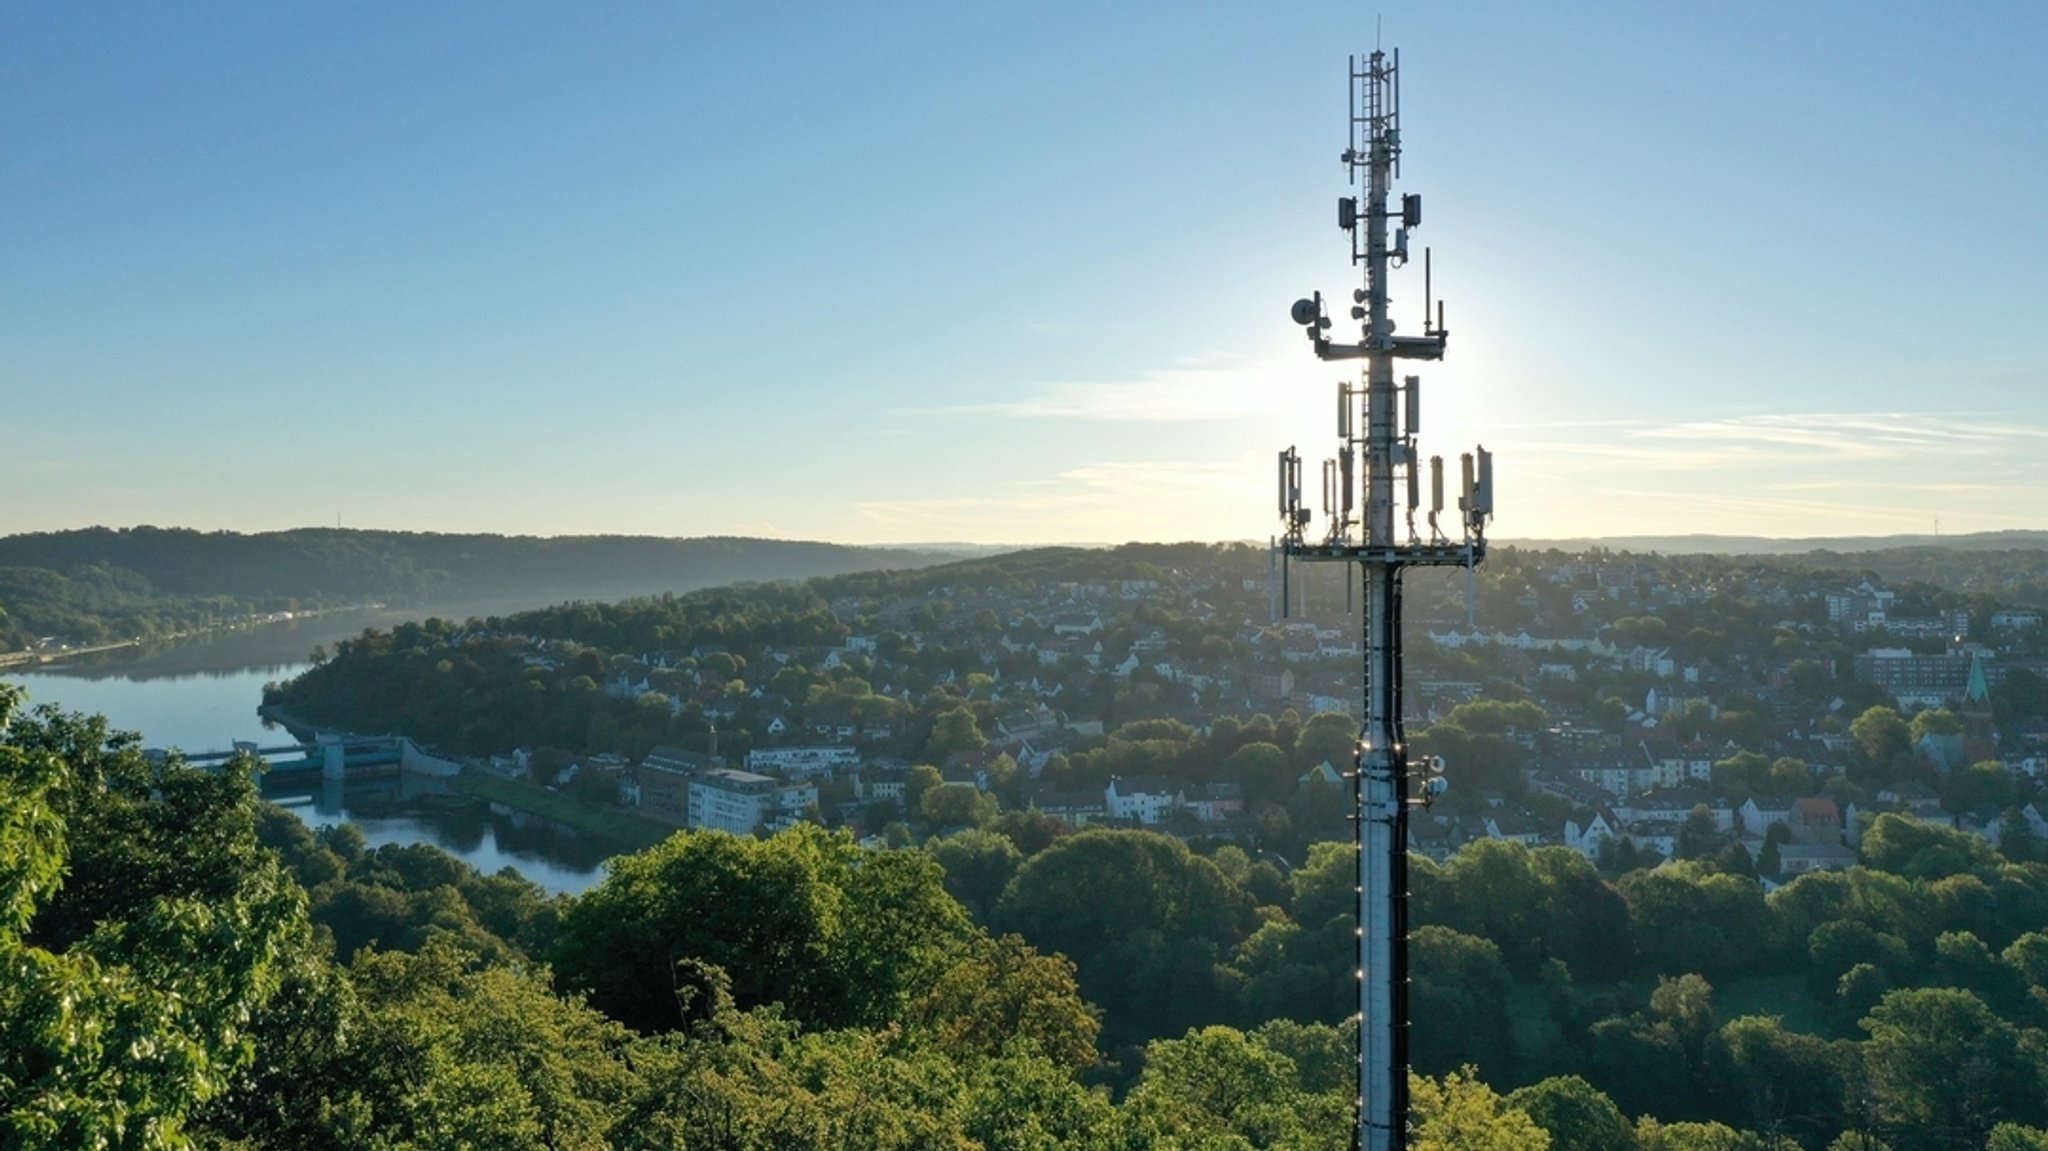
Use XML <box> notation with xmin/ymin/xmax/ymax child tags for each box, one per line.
<box><xmin>1563</xmin><ymin>809</ymin><xmax>1619</xmax><ymax>859</ymax></box>
<box><xmin>1739</xmin><ymin>797</ymin><xmax>1795</xmax><ymax>839</ymax></box>
<box><xmin>1105</xmin><ymin>776</ymin><xmax>1179</xmax><ymax>825</ymax></box>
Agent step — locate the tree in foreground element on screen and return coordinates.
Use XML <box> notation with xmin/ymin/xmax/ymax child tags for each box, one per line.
<box><xmin>552</xmin><ymin>823</ymin><xmax>975</xmax><ymax>1034</ymax></box>
<box><xmin>1507</xmin><ymin>1075</ymin><xmax>1638</xmax><ymax>1151</ymax></box>
<box><xmin>613</xmin><ymin>999</ymin><xmax>1125</xmax><ymax>1151</ymax></box>
<box><xmin>906</xmin><ymin>931</ymin><xmax>1100</xmax><ymax>1071</ymax></box>
<box><xmin>1635</xmin><ymin>1117</ymin><xmax>1770</xmax><ymax>1150</ymax></box>
<box><xmin>1409</xmin><ymin>1064</ymin><xmax>1551</xmax><ymax>1151</ymax></box>
<box><xmin>1125</xmin><ymin>1024</ymin><xmax>1345</xmax><ymax>1148</ymax></box>
<box><xmin>1859</xmin><ymin>986</ymin><xmax>2044</xmax><ymax>1149</ymax></box>
<box><xmin>995</xmin><ymin>828</ymin><xmax>1253</xmax><ymax>1048</ymax></box>
<box><xmin>1988</xmin><ymin>1125</ymin><xmax>2048</xmax><ymax>1151</ymax></box>
<box><xmin>0</xmin><ymin>687</ymin><xmax>305</xmax><ymax>1150</ymax></box>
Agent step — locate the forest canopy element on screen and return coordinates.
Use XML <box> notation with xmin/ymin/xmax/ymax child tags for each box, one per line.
<box><xmin>10</xmin><ymin>685</ymin><xmax>2048</xmax><ymax>1149</ymax></box>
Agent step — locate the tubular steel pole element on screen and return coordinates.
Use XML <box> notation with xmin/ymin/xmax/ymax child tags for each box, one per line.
<box><xmin>1359</xmin><ymin>48</ymin><xmax>1407</xmax><ymax>1151</ymax></box>
<box><xmin>1275</xmin><ymin>46</ymin><xmax>1488</xmax><ymax>1151</ymax></box>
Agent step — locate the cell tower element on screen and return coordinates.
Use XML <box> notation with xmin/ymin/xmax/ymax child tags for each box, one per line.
<box><xmin>1273</xmin><ymin>49</ymin><xmax>1492</xmax><ymax>1151</ymax></box>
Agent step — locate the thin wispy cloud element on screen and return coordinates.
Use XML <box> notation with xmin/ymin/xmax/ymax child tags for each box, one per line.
<box><xmin>1765</xmin><ymin>480</ymin><xmax>2003</xmax><ymax>495</ymax></box>
<box><xmin>1054</xmin><ymin>459</ymin><xmax>1247</xmax><ymax>500</ymax></box>
<box><xmin>1628</xmin><ymin>412</ymin><xmax>2045</xmax><ymax>460</ymax></box>
<box><xmin>904</xmin><ymin>358</ymin><xmax>1292</xmax><ymax>424</ymax></box>
<box><xmin>1500</xmin><ymin>410</ymin><xmax>2048</xmax><ymax>537</ymax></box>
<box><xmin>852</xmin><ymin>456</ymin><xmax>1261</xmax><ymax>540</ymax></box>
<box><xmin>1511</xmin><ymin>412</ymin><xmax>2048</xmax><ymax>474</ymax></box>
<box><xmin>869</xmin><ymin>407</ymin><xmax>2047</xmax><ymax>543</ymax></box>
<box><xmin>1512</xmin><ymin>440</ymin><xmax>1734</xmax><ymax>472</ymax></box>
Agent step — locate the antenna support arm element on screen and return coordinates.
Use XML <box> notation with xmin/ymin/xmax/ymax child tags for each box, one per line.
<box><xmin>1311</xmin><ymin>334</ymin><xmax>1448</xmax><ymax>362</ymax></box>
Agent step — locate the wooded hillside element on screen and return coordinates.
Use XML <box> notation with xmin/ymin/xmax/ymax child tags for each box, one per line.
<box><xmin>0</xmin><ymin>526</ymin><xmax>952</xmax><ymax>650</ymax></box>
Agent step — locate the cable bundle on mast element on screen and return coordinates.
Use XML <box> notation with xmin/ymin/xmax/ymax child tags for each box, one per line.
<box><xmin>1271</xmin><ymin>48</ymin><xmax>1494</xmax><ymax>1151</ymax></box>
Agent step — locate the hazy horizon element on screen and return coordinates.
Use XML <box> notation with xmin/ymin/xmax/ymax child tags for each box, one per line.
<box><xmin>14</xmin><ymin>522</ymin><xmax>2048</xmax><ymax>560</ymax></box>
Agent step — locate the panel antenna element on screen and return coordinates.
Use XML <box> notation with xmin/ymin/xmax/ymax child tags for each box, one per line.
<box><xmin>1270</xmin><ymin>47</ymin><xmax>1495</xmax><ymax>1151</ymax></box>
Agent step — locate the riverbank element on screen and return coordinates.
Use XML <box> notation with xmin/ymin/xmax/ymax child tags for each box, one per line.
<box><xmin>451</xmin><ymin>769</ymin><xmax>676</xmax><ymax>854</ymax></box>
<box><xmin>0</xmin><ymin>639</ymin><xmax>146</xmax><ymax>669</ymax></box>
<box><xmin>257</xmin><ymin>702</ymin><xmax>321</xmax><ymax>741</ymax></box>
<box><xmin>0</xmin><ymin>603</ymin><xmax>387</xmax><ymax>672</ymax></box>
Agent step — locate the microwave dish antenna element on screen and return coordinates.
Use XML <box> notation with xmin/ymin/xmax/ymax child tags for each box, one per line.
<box><xmin>1271</xmin><ymin>47</ymin><xmax>1496</xmax><ymax>1151</ymax></box>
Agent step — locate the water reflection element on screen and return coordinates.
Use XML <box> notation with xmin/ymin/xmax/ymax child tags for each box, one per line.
<box><xmin>266</xmin><ymin>773</ymin><xmax>607</xmax><ymax>895</ymax></box>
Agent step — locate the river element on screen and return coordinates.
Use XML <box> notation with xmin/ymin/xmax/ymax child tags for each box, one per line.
<box><xmin>2</xmin><ymin>605</ymin><xmax>610</xmax><ymax>894</ymax></box>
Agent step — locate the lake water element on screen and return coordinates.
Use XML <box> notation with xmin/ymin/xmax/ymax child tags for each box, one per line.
<box><xmin>3</xmin><ymin>606</ymin><xmax>610</xmax><ymax>895</ymax></box>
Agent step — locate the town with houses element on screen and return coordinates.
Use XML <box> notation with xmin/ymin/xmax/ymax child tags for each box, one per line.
<box><xmin>369</xmin><ymin>545</ymin><xmax>2048</xmax><ymax>880</ymax></box>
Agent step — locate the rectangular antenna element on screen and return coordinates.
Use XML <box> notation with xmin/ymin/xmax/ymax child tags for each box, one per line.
<box><xmin>1346</xmin><ymin>55</ymin><xmax>1359</xmax><ymax>188</ymax></box>
<box><xmin>1391</xmin><ymin>47</ymin><xmax>1401</xmax><ymax>179</ymax></box>
<box><xmin>1263</xmin><ymin>51</ymin><xmax>1492</xmax><ymax>1151</ymax></box>
<box><xmin>1423</xmin><ymin>248</ymin><xmax>1431</xmax><ymax>333</ymax></box>
<box><xmin>1280</xmin><ymin>543</ymin><xmax>1292</xmax><ymax>619</ymax></box>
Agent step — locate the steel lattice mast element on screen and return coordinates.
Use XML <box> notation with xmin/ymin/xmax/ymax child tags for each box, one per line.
<box><xmin>1274</xmin><ymin>49</ymin><xmax>1493</xmax><ymax>1151</ymax></box>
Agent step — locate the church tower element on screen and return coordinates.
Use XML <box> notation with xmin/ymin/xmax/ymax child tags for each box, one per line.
<box><xmin>1961</xmin><ymin>649</ymin><xmax>1998</xmax><ymax>764</ymax></box>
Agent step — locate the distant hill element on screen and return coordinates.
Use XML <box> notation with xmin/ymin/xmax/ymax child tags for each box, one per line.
<box><xmin>1502</xmin><ymin>530</ymin><xmax>2048</xmax><ymax>556</ymax></box>
<box><xmin>0</xmin><ymin>527</ymin><xmax>959</xmax><ymax>650</ymax></box>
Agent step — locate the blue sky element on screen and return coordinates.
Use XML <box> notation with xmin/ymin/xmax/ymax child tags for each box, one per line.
<box><xmin>6</xmin><ymin>3</ymin><xmax>2045</xmax><ymax>545</ymax></box>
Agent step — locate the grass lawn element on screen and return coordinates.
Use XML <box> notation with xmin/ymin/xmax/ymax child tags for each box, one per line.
<box><xmin>1710</xmin><ymin>973</ymin><xmax>1840</xmax><ymax>1037</ymax></box>
<box><xmin>1505</xmin><ymin>983</ymin><xmax>1571</xmax><ymax>1082</ymax></box>
<box><xmin>453</xmin><ymin>769</ymin><xmax>677</xmax><ymax>854</ymax></box>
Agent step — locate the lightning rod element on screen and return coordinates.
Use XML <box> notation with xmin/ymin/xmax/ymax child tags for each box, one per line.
<box><xmin>1271</xmin><ymin>48</ymin><xmax>1494</xmax><ymax>1151</ymax></box>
